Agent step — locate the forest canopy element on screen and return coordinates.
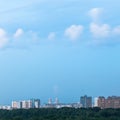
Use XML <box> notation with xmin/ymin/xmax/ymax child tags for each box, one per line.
<box><xmin>0</xmin><ymin>107</ymin><xmax>120</xmax><ymax>120</ymax></box>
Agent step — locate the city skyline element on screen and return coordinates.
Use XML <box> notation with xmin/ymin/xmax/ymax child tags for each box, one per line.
<box><xmin>0</xmin><ymin>95</ymin><xmax>120</xmax><ymax>106</ymax></box>
<box><xmin>0</xmin><ymin>95</ymin><xmax>120</xmax><ymax>110</ymax></box>
<box><xmin>0</xmin><ymin>0</ymin><xmax>120</xmax><ymax>105</ymax></box>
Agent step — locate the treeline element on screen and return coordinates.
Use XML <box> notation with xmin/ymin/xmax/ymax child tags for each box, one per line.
<box><xmin>0</xmin><ymin>107</ymin><xmax>120</xmax><ymax>120</ymax></box>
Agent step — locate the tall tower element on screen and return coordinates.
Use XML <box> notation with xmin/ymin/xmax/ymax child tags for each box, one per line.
<box><xmin>55</xmin><ymin>98</ymin><xmax>59</xmax><ymax>104</ymax></box>
<box><xmin>48</xmin><ymin>98</ymin><xmax>52</xmax><ymax>104</ymax></box>
<box><xmin>34</xmin><ymin>99</ymin><xmax>40</xmax><ymax>108</ymax></box>
<box><xmin>94</xmin><ymin>97</ymin><xmax>98</xmax><ymax>107</ymax></box>
<box><xmin>80</xmin><ymin>95</ymin><xmax>92</xmax><ymax>108</ymax></box>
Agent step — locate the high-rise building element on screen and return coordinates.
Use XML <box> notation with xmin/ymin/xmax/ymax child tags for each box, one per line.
<box><xmin>48</xmin><ymin>98</ymin><xmax>52</xmax><ymax>104</ymax></box>
<box><xmin>21</xmin><ymin>101</ymin><xmax>28</xmax><ymax>109</ymax></box>
<box><xmin>97</xmin><ymin>96</ymin><xmax>106</xmax><ymax>109</ymax></box>
<box><xmin>55</xmin><ymin>98</ymin><xmax>59</xmax><ymax>104</ymax></box>
<box><xmin>34</xmin><ymin>99</ymin><xmax>40</xmax><ymax>108</ymax></box>
<box><xmin>12</xmin><ymin>101</ymin><xmax>18</xmax><ymax>109</ymax></box>
<box><xmin>12</xmin><ymin>101</ymin><xmax>22</xmax><ymax>109</ymax></box>
<box><xmin>97</xmin><ymin>96</ymin><xmax>120</xmax><ymax>109</ymax></box>
<box><xmin>80</xmin><ymin>95</ymin><xmax>92</xmax><ymax>108</ymax></box>
<box><xmin>21</xmin><ymin>100</ymin><xmax>33</xmax><ymax>109</ymax></box>
<box><xmin>12</xmin><ymin>99</ymin><xmax>40</xmax><ymax>109</ymax></box>
<box><xmin>94</xmin><ymin>97</ymin><xmax>98</xmax><ymax>107</ymax></box>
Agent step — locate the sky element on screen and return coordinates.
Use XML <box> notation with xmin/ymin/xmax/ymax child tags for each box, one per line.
<box><xmin>0</xmin><ymin>0</ymin><xmax>120</xmax><ymax>105</ymax></box>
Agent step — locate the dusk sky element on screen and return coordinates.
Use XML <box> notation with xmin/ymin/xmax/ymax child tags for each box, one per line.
<box><xmin>0</xmin><ymin>0</ymin><xmax>120</xmax><ymax>105</ymax></box>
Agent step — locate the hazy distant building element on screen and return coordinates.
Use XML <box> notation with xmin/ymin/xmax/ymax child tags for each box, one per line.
<box><xmin>12</xmin><ymin>101</ymin><xmax>22</xmax><ymax>109</ymax></box>
<box><xmin>80</xmin><ymin>95</ymin><xmax>92</xmax><ymax>108</ymax></box>
<box><xmin>21</xmin><ymin>100</ymin><xmax>32</xmax><ymax>109</ymax></box>
<box><xmin>0</xmin><ymin>105</ymin><xmax>11</xmax><ymax>110</ymax></box>
<box><xmin>48</xmin><ymin>98</ymin><xmax>52</xmax><ymax>104</ymax></box>
<box><xmin>33</xmin><ymin>99</ymin><xmax>40</xmax><ymax>108</ymax></box>
<box><xmin>21</xmin><ymin>99</ymin><xmax>40</xmax><ymax>109</ymax></box>
<box><xmin>71</xmin><ymin>102</ymin><xmax>82</xmax><ymax>108</ymax></box>
<box><xmin>44</xmin><ymin>98</ymin><xmax>60</xmax><ymax>108</ymax></box>
<box><xmin>12</xmin><ymin>99</ymin><xmax>40</xmax><ymax>109</ymax></box>
<box><xmin>55</xmin><ymin>98</ymin><xmax>59</xmax><ymax>104</ymax></box>
<box><xmin>12</xmin><ymin>101</ymin><xmax>18</xmax><ymax>109</ymax></box>
<box><xmin>97</xmin><ymin>96</ymin><xmax>120</xmax><ymax>109</ymax></box>
<box><xmin>97</xmin><ymin>96</ymin><xmax>106</xmax><ymax>109</ymax></box>
<box><xmin>94</xmin><ymin>97</ymin><xmax>99</xmax><ymax>107</ymax></box>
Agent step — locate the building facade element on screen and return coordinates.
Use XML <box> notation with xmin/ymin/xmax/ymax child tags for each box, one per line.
<box><xmin>97</xmin><ymin>96</ymin><xmax>120</xmax><ymax>109</ymax></box>
<box><xmin>80</xmin><ymin>95</ymin><xmax>92</xmax><ymax>108</ymax></box>
<box><xmin>33</xmin><ymin>99</ymin><xmax>40</xmax><ymax>108</ymax></box>
<box><xmin>12</xmin><ymin>101</ymin><xmax>22</xmax><ymax>109</ymax></box>
<box><xmin>11</xmin><ymin>99</ymin><xmax>40</xmax><ymax>109</ymax></box>
<box><xmin>97</xmin><ymin>96</ymin><xmax>106</xmax><ymax>109</ymax></box>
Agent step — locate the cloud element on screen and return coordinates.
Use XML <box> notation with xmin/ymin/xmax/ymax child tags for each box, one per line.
<box><xmin>48</xmin><ymin>32</ymin><xmax>56</xmax><ymax>40</ymax></box>
<box><xmin>88</xmin><ymin>8</ymin><xmax>103</xmax><ymax>22</ymax></box>
<box><xmin>88</xmin><ymin>8</ymin><xmax>120</xmax><ymax>45</ymax></box>
<box><xmin>0</xmin><ymin>28</ymin><xmax>8</xmax><ymax>48</ymax></box>
<box><xmin>90</xmin><ymin>23</ymin><xmax>111</xmax><ymax>38</ymax></box>
<box><xmin>113</xmin><ymin>26</ymin><xmax>120</xmax><ymax>35</ymax></box>
<box><xmin>14</xmin><ymin>28</ymin><xmax>24</xmax><ymax>38</ymax></box>
<box><xmin>0</xmin><ymin>28</ymin><xmax>40</xmax><ymax>49</ymax></box>
<box><xmin>12</xmin><ymin>30</ymin><xmax>40</xmax><ymax>48</ymax></box>
<box><xmin>1</xmin><ymin>7</ymin><xmax>120</xmax><ymax>49</ymax></box>
<box><xmin>65</xmin><ymin>25</ymin><xmax>83</xmax><ymax>40</ymax></box>
<box><xmin>89</xmin><ymin>8</ymin><xmax>111</xmax><ymax>39</ymax></box>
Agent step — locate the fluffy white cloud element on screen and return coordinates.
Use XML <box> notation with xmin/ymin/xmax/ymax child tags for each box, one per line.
<box><xmin>0</xmin><ymin>28</ymin><xmax>40</xmax><ymax>49</ymax></box>
<box><xmin>88</xmin><ymin>8</ymin><xmax>103</xmax><ymax>22</ymax></box>
<box><xmin>14</xmin><ymin>28</ymin><xmax>24</xmax><ymax>38</ymax></box>
<box><xmin>90</xmin><ymin>23</ymin><xmax>111</xmax><ymax>38</ymax></box>
<box><xmin>65</xmin><ymin>25</ymin><xmax>83</xmax><ymax>40</ymax></box>
<box><xmin>0</xmin><ymin>28</ymin><xmax>8</xmax><ymax>48</ymax></box>
<box><xmin>48</xmin><ymin>32</ymin><xmax>56</xmax><ymax>40</ymax></box>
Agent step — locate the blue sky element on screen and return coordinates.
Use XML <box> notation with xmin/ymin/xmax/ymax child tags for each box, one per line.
<box><xmin>0</xmin><ymin>0</ymin><xmax>120</xmax><ymax>105</ymax></box>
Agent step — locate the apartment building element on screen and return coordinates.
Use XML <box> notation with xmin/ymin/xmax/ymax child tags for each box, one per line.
<box><xmin>80</xmin><ymin>95</ymin><xmax>92</xmax><ymax>108</ymax></box>
<box><xmin>97</xmin><ymin>96</ymin><xmax>120</xmax><ymax>109</ymax></box>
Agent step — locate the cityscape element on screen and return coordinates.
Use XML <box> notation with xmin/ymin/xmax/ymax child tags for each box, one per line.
<box><xmin>0</xmin><ymin>0</ymin><xmax>120</xmax><ymax>119</ymax></box>
<box><xmin>0</xmin><ymin>95</ymin><xmax>120</xmax><ymax>110</ymax></box>
<box><xmin>0</xmin><ymin>0</ymin><xmax>120</xmax><ymax>113</ymax></box>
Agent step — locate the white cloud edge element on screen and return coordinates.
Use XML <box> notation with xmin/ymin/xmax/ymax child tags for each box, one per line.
<box><xmin>64</xmin><ymin>25</ymin><xmax>84</xmax><ymax>41</ymax></box>
<box><xmin>88</xmin><ymin>7</ymin><xmax>103</xmax><ymax>23</ymax></box>
<box><xmin>0</xmin><ymin>28</ymin><xmax>9</xmax><ymax>48</ymax></box>
<box><xmin>90</xmin><ymin>22</ymin><xmax>111</xmax><ymax>38</ymax></box>
<box><xmin>13</xmin><ymin>28</ymin><xmax>24</xmax><ymax>39</ymax></box>
<box><xmin>0</xmin><ymin>7</ymin><xmax>120</xmax><ymax>49</ymax></box>
<box><xmin>88</xmin><ymin>7</ymin><xmax>120</xmax><ymax>44</ymax></box>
